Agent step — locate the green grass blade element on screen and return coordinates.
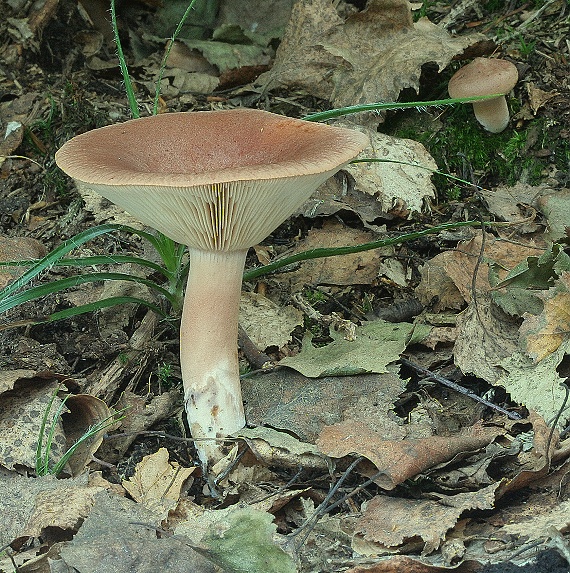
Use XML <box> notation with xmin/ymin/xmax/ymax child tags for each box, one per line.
<box><xmin>41</xmin><ymin>394</ymin><xmax>71</xmax><ymax>475</ymax></box>
<box><xmin>1</xmin><ymin>297</ymin><xmax>168</xmax><ymax>331</ymax></box>
<box><xmin>153</xmin><ymin>0</ymin><xmax>199</xmax><ymax>115</ymax></box>
<box><xmin>350</xmin><ymin>158</ymin><xmax>488</xmax><ymax>190</ymax></box>
<box><xmin>0</xmin><ymin>271</ymin><xmax>177</xmax><ymax>314</ymax></box>
<box><xmin>303</xmin><ymin>94</ymin><xmax>503</xmax><ymax>122</ymax></box>
<box><xmin>36</xmin><ymin>387</ymin><xmax>60</xmax><ymax>475</ymax></box>
<box><xmin>111</xmin><ymin>0</ymin><xmax>139</xmax><ymax>118</ymax></box>
<box><xmin>50</xmin><ymin>409</ymin><xmax>127</xmax><ymax>476</ymax></box>
<box><xmin>0</xmin><ymin>224</ymin><xmax>166</xmax><ymax>302</ymax></box>
<box><xmin>0</xmin><ymin>254</ymin><xmax>168</xmax><ymax>276</ymax></box>
<box><xmin>242</xmin><ymin>220</ymin><xmax>492</xmax><ymax>281</ymax></box>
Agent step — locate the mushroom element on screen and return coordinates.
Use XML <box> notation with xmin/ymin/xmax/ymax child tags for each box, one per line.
<box><xmin>55</xmin><ymin>109</ymin><xmax>368</xmax><ymax>469</ymax></box>
<box><xmin>448</xmin><ymin>58</ymin><xmax>518</xmax><ymax>133</ymax></box>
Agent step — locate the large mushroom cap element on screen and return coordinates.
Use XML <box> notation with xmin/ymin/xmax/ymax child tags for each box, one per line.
<box><xmin>56</xmin><ymin>109</ymin><xmax>368</xmax><ymax>250</ymax></box>
<box><xmin>448</xmin><ymin>57</ymin><xmax>518</xmax><ymax>99</ymax></box>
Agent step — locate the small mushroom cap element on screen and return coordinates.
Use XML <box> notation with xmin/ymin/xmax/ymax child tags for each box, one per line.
<box><xmin>56</xmin><ymin>109</ymin><xmax>368</xmax><ymax>250</ymax></box>
<box><xmin>448</xmin><ymin>58</ymin><xmax>518</xmax><ymax>99</ymax></box>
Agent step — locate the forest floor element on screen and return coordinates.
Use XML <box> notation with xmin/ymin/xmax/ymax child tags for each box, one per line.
<box><xmin>1</xmin><ymin>1</ymin><xmax>570</xmax><ymax>572</ymax></box>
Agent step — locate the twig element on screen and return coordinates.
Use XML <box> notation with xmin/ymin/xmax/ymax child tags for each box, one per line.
<box><xmin>238</xmin><ymin>324</ymin><xmax>272</xmax><ymax>369</ymax></box>
<box><xmin>399</xmin><ymin>357</ymin><xmax>523</xmax><ymax>420</ymax></box>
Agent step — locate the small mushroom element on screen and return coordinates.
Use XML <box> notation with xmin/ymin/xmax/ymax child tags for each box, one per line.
<box><xmin>55</xmin><ymin>109</ymin><xmax>368</xmax><ymax>469</ymax></box>
<box><xmin>448</xmin><ymin>58</ymin><xmax>519</xmax><ymax>133</ymax></box>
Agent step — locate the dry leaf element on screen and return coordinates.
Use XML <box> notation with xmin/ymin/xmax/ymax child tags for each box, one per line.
<box><xmin>280</xmin><ymin>219</ymin><xmax>386</xmax><ymax>290</ymax></box>
<box><xmin>354</xmin><ymin>483</ymin><xmax>500</xmax><ymax>556</ymax></box>
<box><xmin>122</xmin><ymin>448</ymin><xmax>195</xmax><ymax>516</ymax></box>
<box><xmin>537</xmin><ymin>187</ymin><xmax>570</xmax><ymax>242</ymax></box>
<box><xmin>520</xmin><ymin>272</ymin><xmax>570</xmax><ymax>361</ymax></box>
<box><xmin>0</xmin><ymin>470</ymin><xmax>109</xmax><ymax>548</ymax></box>
<box><xmin>240</xmin><ymin>291</ymin><xmax>303</xmax><ymax>350</ymax></box>
<box><xmin>345</xmin><ymin>129</ymin><xmax>437</xmax><ymax>216</ymax></box>
<box><xmin>59</xmin><ymin>490</ymin><xmax>216</xmax><ymax>573</ymax></box>
<box><xmin>242</xmin><ymin>370</ymin><xmax>406</xmax><ymax>442</ymax></box>
<box><xmin>63</xmin><ymin>394</ymin><xmax>117</xmax><ymax>477</ymax></box>
<box><xmin>317</xmin><ymin>419</ymin><xmax>500</xmax><ymax>490</ymax></box>
<box><xmin>453</xmin><ymin>291</ymin><xmax>521</xmax><ymax>384</ymax></box>
<box><xmin>416</xmin><ymin>232</ymin><xmax>544</xmax><ymax>310</ymax></box>
<box><xmin>0</xmin><ymin>235</ymin><xmax>46</xmax><ymax>288</ymax></box>
<box><xmin>324</xmin><ymin>1</ymin><xmax>485</xmax><ymax>109</ymax></box>
<box><xmin>237</xmin><ymin>426</ymin><xmax>329</xmax><ymax>471</ymax></box>
<box><xmin>259</xmin><ymin>0</ymin><xmax>485</xmax><ymax>110</ymax></box>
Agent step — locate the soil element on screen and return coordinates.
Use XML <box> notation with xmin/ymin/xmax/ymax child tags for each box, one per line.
<box><xmin>1</xmin><ymin>0</ymin><xmax>570</xmax><ymax>572</ymax></box>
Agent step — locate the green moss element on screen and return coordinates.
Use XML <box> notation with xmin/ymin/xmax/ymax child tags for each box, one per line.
<box><xmin>391</xmin><ymin>105</ymin><xmax>553</xmax><ymax>199</ymax></box>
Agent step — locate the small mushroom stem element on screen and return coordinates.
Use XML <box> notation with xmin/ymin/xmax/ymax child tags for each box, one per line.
<box><xmin>472</xmin><ymin>96</ymin><xmax>510</xmax><ymax>134</ymax></box>
<box><xmin>180</xmin><ymin>248</ymin><xmax>247</xmax><ymax>468</ymax></box>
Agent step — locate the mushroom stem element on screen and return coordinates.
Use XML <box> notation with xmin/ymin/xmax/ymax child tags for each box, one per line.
<box><xmin>472</xmin><ymin>96</ymin><xmax>510</xmax><ymax>134</ymax></box>
<box><xmin>180</xmin><ymin>247</ymin><xmax>247</xmax><ymax>468</ymax></box>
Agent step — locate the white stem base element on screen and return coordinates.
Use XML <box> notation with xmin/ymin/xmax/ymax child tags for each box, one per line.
<box><xmin>180</xmin><ymin>248</ymin><xmax>247</xmax><ymax>469</ymax></box>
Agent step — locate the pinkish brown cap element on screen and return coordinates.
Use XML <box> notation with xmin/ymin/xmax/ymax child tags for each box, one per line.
<box><xmin>55</xmin><ymin>109</ymin><xmax>369</xmax><ymax>250</ymax></box>
<box><xmin>448</xmin><ymin>58</ymin><xmax>518</xmax><ymax>133</ymax></box>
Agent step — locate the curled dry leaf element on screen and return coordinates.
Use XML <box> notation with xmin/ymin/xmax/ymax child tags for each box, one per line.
<box><xmin>354</xmin><ymin>483</ymin><xmax>501</xmax><ymax>556</ymax></box>
<box><xmin>316</xmin><ymin>419</ymin><xmax>503</xmax><ymax>490</ymax></box>
<box><xmin>63</xmin><ymin>393</ymin><xmax>118</xmax><ymax>477</ymax></box>
<box><xmin>237</xmin><ymin>426</ymin><xmax>330</xmax><ymax>471</ymax></box>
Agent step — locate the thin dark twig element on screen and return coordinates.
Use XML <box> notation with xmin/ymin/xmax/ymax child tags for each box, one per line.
<box><xmin>400</xmin><ymin>357</ymin><xmax>522</xmax><ymax>420</ymax></box>
<box><xmin>104</xmin><ymin>430</ymin><xmax>240</xmax><ymax>444</ymax></box>
<box><xmin>546</xmin><ymin>381</ymin><xmax>570</xmax><ymax>456</ymax></box>
<box><xmin>289</xmin><ymin>456</ymin><xmax>364</xmax><ymax>549</ymax></box>
<box><xmin>249</xmin><ymin>466</ymin><xmax>305</xmax><ymax>505</ymax></box>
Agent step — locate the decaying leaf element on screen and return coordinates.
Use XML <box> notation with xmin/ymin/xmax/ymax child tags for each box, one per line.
<box><xmin>280</xmin><ymin>319</ymin><xmax>430</xmax><ymax>378</ymax></box>
<box><xmin>122</xmin><ymin>448</ymin><xmax>195</xmax><ymax>517</ymax></box>
<box><xmin>0</xmin><ymin>376</ymin><xmax>68</xmax><ymax>472</ymax></box>
<box><xmin>354</xmin><ymin>483</ymin><xmax>500</xmax><ymax>556</ymax></box>
<box><xmin>0</xmin><ymin>234</ymin><xmax>46</xmax><ymax>288</ymax></box>
<box><xmin>537</xmin><ymin>187</ymin><xmax>570</xmax><ymax>242</ymax></box>
<box><xmin>345</xmin><ymin>129</ymin><xmax>437</xmax><ymax>216</ymax></box>
<box><xmin>497</xmin><ymin>345</ymin><xmax>570</xmax><ymax>428</ymax></box>
<box><xmin>417</xmin><ymin>232</ymin><xmax>547</xmax><ymax>312</ymax></box>
<box><xmin>237</xmin><ymin>426</ymin><xmax>329</xmax><ymax>471</ymax></box>
<box><xmin>176</xmin><ymin>505</ymin><xmax>296</xmax><ymax>573</ymax></box>
<box><xmin>479</xmin><ymin>182</ymin><xmax>545</xmax><ymax>234</ymax></box>
<box><xmin>453</xmin><ymin>292</ymin><xmax>521</xmax><ymax>384</ymax></box>
<box><xmin>279</xmin><ymin>219</ymin><xmax>388</xmax><ymax>290</ymax></box>
<box><xmin>259</xmin><ymin>0</ymin><xmax>485</xmax><ymax>109</ymax></box>
<box><xmin>242</xmin><ymin>370</ymin><xmax>407</xmax><ymax>442</ymax></box>
<box><xmin>316</xmin><ymin>419</ymin><xmax>501</xmax><ymax>490</ymax></box>
<box><xmin>58</xmin><ymin>490</ymin><xmax>215</xmax><ymax>573</ymax></box>
<box><xmin>455</xmin><ymin>294</ymin><xmax>569</xmax><ymax>427</ymax></box>
<box><xmin>520</xmin><ymin>272</ymin><xmax>570</xmax><ymax>361</ymax></box>
<box><xmin>240</xmin><ymin>291</ymin><xmax>303</xmax><ymax>350</ymax></box>
<box><xmin>0</xmin><ymin>470</ymin><xmax>111</xmax><ymax>549</ymax></box>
